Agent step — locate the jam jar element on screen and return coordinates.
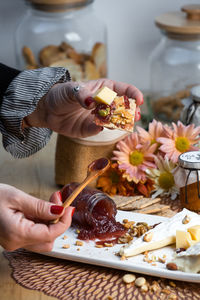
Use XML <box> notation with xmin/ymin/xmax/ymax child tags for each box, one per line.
<box><xmin>15</xmin><ymin>0</ymin><xmax>107</xmax><ymax>80</ymax></box>
<box><xmin>149</xmin><ymin>4</ymin><xmax>200</xmax><ymax>123</ymax></box>
<box><xmin>60</xmin><ymin>183</ymin><xmax>126</xmax><ymax>240</ymax></box>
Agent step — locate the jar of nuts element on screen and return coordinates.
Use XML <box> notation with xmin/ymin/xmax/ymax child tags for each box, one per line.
<box><xmin>15</xmin><ymin>0</ymin><xmax>114</xmax><ymax>186</ymax></box>
<box><xmin>149</xmin><ymin>4</ymin><xmax>200</xmax><ymax>123</ymax></box>
<box><xmin>15</xmin><ymin>0</ymin><xmax>107</xmax><ymax>79</ymax></box>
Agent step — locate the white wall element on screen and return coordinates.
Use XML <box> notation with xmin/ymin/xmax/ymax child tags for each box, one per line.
<box><xmin>0</xmin><ymin>0</ymin><xmax>190</xmax><ymax>90</ymax></box>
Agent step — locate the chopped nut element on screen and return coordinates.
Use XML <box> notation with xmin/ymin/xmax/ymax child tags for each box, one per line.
<box><xmin>104</xmin><ymin>243</ymin><xmax>113</xmax><ymax>247</ymax></box>
<box><xmin>166</xmin><ymin>263</ymin><xmax>178</xmax><ymax>271</ymax></box>
<box><xmin>95</xmin><ymin>244</ymin><xmax>104</xmax><ymax>248</ymax></box>
<box><xmin>122</xmin><ymin>274</ymin><xmax>136</xmax><ymax>284</ymax></box>
<box><xmin>162</xmin><ymin>289</ymin><xmax>171</xmax><ymax>295</ymax></box>
<box><xmin>167</xmin><ymin>294</ymin><xmax>177</xmax><ymax>300</ymax></box>
<box><xmin>158</xmin><ymin>257</ymin><xmax>166</xmax><ymax>264</ymax></box>
<box><xmin>135</xmin><ymin>277</ymin><xmax>146</xmax><ymax>287</ymax></box>
<box><xmin>75</xmin><ymin>241</ymin><xmax>83</xmax><ymax>246</ymax></box>
<box><xmin>63</xmin><ymin>235</ymin><xmax>68</xmax><ymax>240</ymax></box>
<box><xmin>141</xmin><ymin>284</ymin><xmax>148</xmax><ymax>292</ymax></box>
<box><xmin>169</xmin><ymin>281</ymin><xmax>176</xmax><ymax>288</ymax></box>
<box><xmin>62</xmin><ymin>244</ymin><xmax>70</xmax><ymax>249</ymax></box>
<box><xmin>182</xmin><ymin>215</ymin><xmax>191</xmax><ymax>224</ymax></box>
<box><xmin>123</xmin><ymin>219</ymin><xmax>129</xmax><ymax>223</ymax></box>
<box><xmin>143</xmin><ymin>232</ymin><xmax>154</xmax><ymax>242</ymax></box>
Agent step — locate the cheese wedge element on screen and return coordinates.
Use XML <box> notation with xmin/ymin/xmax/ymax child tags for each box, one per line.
<box><xmin>173</xmin><ymin>242</ymin><xmax>200</xmax><ymax>273</ymax></box>
<box><xmin>188</xmin><ymin>225</ymin><xmax>200</xmax><ymax>241</ymax></box>
<box><xmin>119</xmin><ymin>209</ymin><xmax>200</xmax><ymax>258</ymax></box>
<box><xmin>176</xmin><ymin>230</ymin><xmax>196</xmax><ymax>249</ymax></box>
<box><xmin>94</xmin><ymin>87</ymin><xmax>117</xmax><ymax>105</ymax></box>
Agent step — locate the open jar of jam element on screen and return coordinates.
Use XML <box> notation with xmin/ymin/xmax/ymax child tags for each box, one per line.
<box><xmin>61</xmin><ymin>183</ymin><xmax>126</xmax><ymax>240</ymax></box>
<box><xmin>178</xmin><ymin>151</ymin><xmax>200</xmax><ymax>211</ymax></box>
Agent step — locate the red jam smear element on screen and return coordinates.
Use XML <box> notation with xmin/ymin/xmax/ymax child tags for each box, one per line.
<box><xmin>60</xmin><ymin>183</ymin><xmax>127</xmax><ymax>240</ymax></box>
<box><xmin>123</xmin><ymin>95</ymin><xmax>130</xmax><ymax>109</ymax></box>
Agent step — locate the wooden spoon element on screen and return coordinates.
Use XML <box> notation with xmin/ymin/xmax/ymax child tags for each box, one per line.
<box><xmin>51</xmin><ymin>158</ymin><xmax>110</xmax><ymax>224</ymax></box>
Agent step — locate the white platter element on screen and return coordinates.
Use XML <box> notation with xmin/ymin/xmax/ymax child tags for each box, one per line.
<box><xmin>43</xmin><ymin>211</ymin><xmax>200</xmax><ymax>283</ymax></box>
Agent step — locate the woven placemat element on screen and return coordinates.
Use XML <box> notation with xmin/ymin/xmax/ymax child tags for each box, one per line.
<box><xmin>3</xmin><ymin>248</ymin><xmax>200</xmax><ymax>300</ymax></box>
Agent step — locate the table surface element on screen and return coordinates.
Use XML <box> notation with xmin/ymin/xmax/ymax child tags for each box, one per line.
<box><xmin>0</xmin><ymin>133</ymin><xmax>58</xmax><ymax>300</ymax></box>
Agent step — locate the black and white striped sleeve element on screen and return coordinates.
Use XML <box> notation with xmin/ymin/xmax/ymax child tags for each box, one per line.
<box><xmin>0</xmin><ymin>67</ymin><xmax>70</xmax><ymax>158</ymax></box>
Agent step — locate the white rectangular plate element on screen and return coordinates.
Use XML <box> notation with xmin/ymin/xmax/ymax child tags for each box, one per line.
<box><xmin>43</xmin><ymin>211</ymin><xmax>200</xmax><ymax>283</ymax></box>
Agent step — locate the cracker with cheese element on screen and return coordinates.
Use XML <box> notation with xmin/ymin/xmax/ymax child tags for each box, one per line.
<box><xmin>92</xmin><ymin>87</ymin><xmax>136</xmax><ymax>132</ymax></box>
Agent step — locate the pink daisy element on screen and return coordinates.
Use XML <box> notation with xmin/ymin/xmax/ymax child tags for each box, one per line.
<box><xmin>112</xmin><ymin>132</ymin><xmax>157</xmax><ymax>183</ymax></box>
<box><xmin>157</xmin><ymin>121</ymin><xmax>200</xmax><ymax>163</ymax></box>
<box><xmin>136</xmin><ymin>119</ymin><xmax>165</xmax><ymax>147</ymax></box>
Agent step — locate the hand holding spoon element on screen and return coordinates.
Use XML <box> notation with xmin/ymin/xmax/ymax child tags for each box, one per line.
<box><xmin>51</xmin><ymin>158</ymin><xmax>110</xmax><ymax>224</ymax></box>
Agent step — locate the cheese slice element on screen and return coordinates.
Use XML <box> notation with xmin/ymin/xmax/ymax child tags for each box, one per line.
<box><xmin>94</xmin><ymin>87</ymin><xmax>117</xmax><ymax>105</ymax></box>
<box><xmin>120</xmin><ymin>209</ymin><xmax>200</xmax><ymax>258</ymax></box>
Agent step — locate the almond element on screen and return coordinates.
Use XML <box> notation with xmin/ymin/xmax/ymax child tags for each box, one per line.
<box><xmin>166</xmin><ymin>263</ymin><xmax>178</xmax><ymax>271</ymax></box>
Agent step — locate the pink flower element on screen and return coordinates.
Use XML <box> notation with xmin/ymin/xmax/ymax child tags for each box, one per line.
<box><xmin>112</xmin><ymin>133</ymin><xmax>157</xmax><ymax>183</ymax></box>
<box><xmin>157</xmin><ymin>121</ymin><xmax>200</xmax><ymax>163</ymax></box>
<box><xmin>136</xmin><ymin>119</ymin><xmax>165</xmax><ymax>146</ymax></box>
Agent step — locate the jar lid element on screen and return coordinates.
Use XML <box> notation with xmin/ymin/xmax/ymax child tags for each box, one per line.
<box><xmin>191</xmin><ymin>85</ymin><xmax>200</xmax><ymax>102</ymax></box>
<box><xmin>178</xmin><ymin>151</ymin><xmax>200</xmax><ymax>169</ymax></box>
<box><xmin>155</xmin><ymin>4</ymin><xmax>200</xmax><ymax>36</ymax></box>
<box><xmin>27</xmin><ymin>0</ymin><xmax>93</xmax><ymax>11</ymax></box>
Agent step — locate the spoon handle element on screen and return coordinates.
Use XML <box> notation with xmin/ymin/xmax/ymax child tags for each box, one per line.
<box><xmin>51</xmin><ymin>172</ymin><xmax>97</xmax><ymax>224</ymax></box>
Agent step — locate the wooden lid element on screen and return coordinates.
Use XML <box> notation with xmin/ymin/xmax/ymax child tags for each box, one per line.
<box><xmin>28</xmin><ymin>0</ymin><xmax>92</xmax><ymax>5</ymax></box>
<box><xmin>155</xmin><ymin>4</ymin><xmax>200</xmax><ymax>36</ymax></box>
<box><xmin>27</xmin><ymin>0</ymin><xmax>93</xmax><ymax>11</ymax></box>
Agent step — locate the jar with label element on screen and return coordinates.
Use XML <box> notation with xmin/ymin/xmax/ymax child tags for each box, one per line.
<box><xmin>149</xmin><ymin>4</ymin><xmax>200</xmax><ymax>123</ymax></box>
<box><xmin>178</xmin><ymin>151</ymin><xmax>200</xmax><ymax>211</ymax></box>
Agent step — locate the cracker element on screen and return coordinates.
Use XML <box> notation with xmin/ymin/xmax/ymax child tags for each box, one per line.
<box><xmin>119</xmin><ymin>197</ymin><xmax>161</xmax><ymax>211</ymax></box>
<box><xmin>133</xmin><ymin>204</ymin><xmax>170</xmax><ymax>214</ymax></box>
<box><xmin>112</xmin><ymin>195</ymin><xmax>143</xmax><ymax>209</ymax></box>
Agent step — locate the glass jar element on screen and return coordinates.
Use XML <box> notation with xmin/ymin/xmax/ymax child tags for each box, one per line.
<box><xmin>60</xmin><ymin>183</ymin><xmax>126</xmax><ymax>240</ymax></box>
<box><xmin>15</xmin><ymin>0</ymin><xmax>107</xmax><ymax>80</ymax></box>
<box><xmin>149</xmin><ymin>4</ymin><xmax>200</xmax><ymax>123</ymax></box>
<box><xmin>178</xmin><ymin>151</ymin><xmax>200</xmax><ymax>211</ymax></box>
<box><xmin>61</xmin><ymin>182</ymin><xmax>117</xmax><ymax>227</ymax></box>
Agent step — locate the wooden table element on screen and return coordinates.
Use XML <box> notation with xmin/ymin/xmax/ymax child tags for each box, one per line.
<box><xmin>0</xmin><ymin>133</ymin><xmax>58</xmax><ymax>300</ymax></box>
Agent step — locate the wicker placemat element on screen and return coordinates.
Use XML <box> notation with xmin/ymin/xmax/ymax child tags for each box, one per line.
<box><xmin>3</xmin><ymin>248</ymin><xmax>200</xmax><ymax>300</ymax></box>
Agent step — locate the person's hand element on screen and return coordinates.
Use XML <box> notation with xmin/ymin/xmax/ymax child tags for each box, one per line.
<box><xmin>24</xmin><ymin>78</ymin><xmax>143</xmax><ymax>139</ymax></box>
<box><xmin>0</xmin><ymin>184</ymin><xmax>74</xmax><ymax>252</ymax></box>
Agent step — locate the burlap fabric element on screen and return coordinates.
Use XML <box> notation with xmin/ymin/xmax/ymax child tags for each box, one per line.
<box><xmin>55</xmin><ymin>135</ymin><xmax>116</xmax><ymax>187</ymax></box>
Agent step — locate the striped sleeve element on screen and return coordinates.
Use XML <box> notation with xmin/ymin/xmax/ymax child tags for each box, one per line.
<box><xmin>0</xmin><ymin>67</ymin><xmax>71</xmax><ymax>158</ymax></box>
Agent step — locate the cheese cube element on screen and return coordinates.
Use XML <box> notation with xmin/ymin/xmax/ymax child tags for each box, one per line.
<box><xmin>188</xmin><ymin>225</ymin><xmax>200</xmax><ymax>241</ymax></box>
<box><xmin>176</xmin><ymin>230</ymin><xmax>196</xmax><ymax>249</ymax></box>
<box><xmin>94</xmin><ymin>87</ymin><xmax>117</xmax><ymax>105</ymax></box>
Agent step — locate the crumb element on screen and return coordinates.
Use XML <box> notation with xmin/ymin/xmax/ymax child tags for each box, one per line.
<box><xmin>62</xmin><ymin>244</ymin><xmax>70</xmax><ymax>249</ymax></box>
<box><xmin>63</xmin><ymin>235</ymin><xmax>68</xmax><ymax>240</ymax></box>
<box><xmin>75</xmin><ymin>241</ymin><xmax>83</xmax><ymax>246</ymax></box>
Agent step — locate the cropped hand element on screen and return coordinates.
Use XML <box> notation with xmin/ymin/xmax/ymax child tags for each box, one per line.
<box><xmin>24</xmin><ymin>78</ymin><xmax>143</xmax><ymax>138</ymax></box>
<box><xmin>0</xmin><ymin>184</ymin><xmax>74</xmax><ymax>252</ymax></box>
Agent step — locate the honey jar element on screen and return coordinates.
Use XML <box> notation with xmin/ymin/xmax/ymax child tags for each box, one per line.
<box><xmin>179</xmin><ymin>151</ymin><xmax>200</xmax><ymax>211</ymax></box>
